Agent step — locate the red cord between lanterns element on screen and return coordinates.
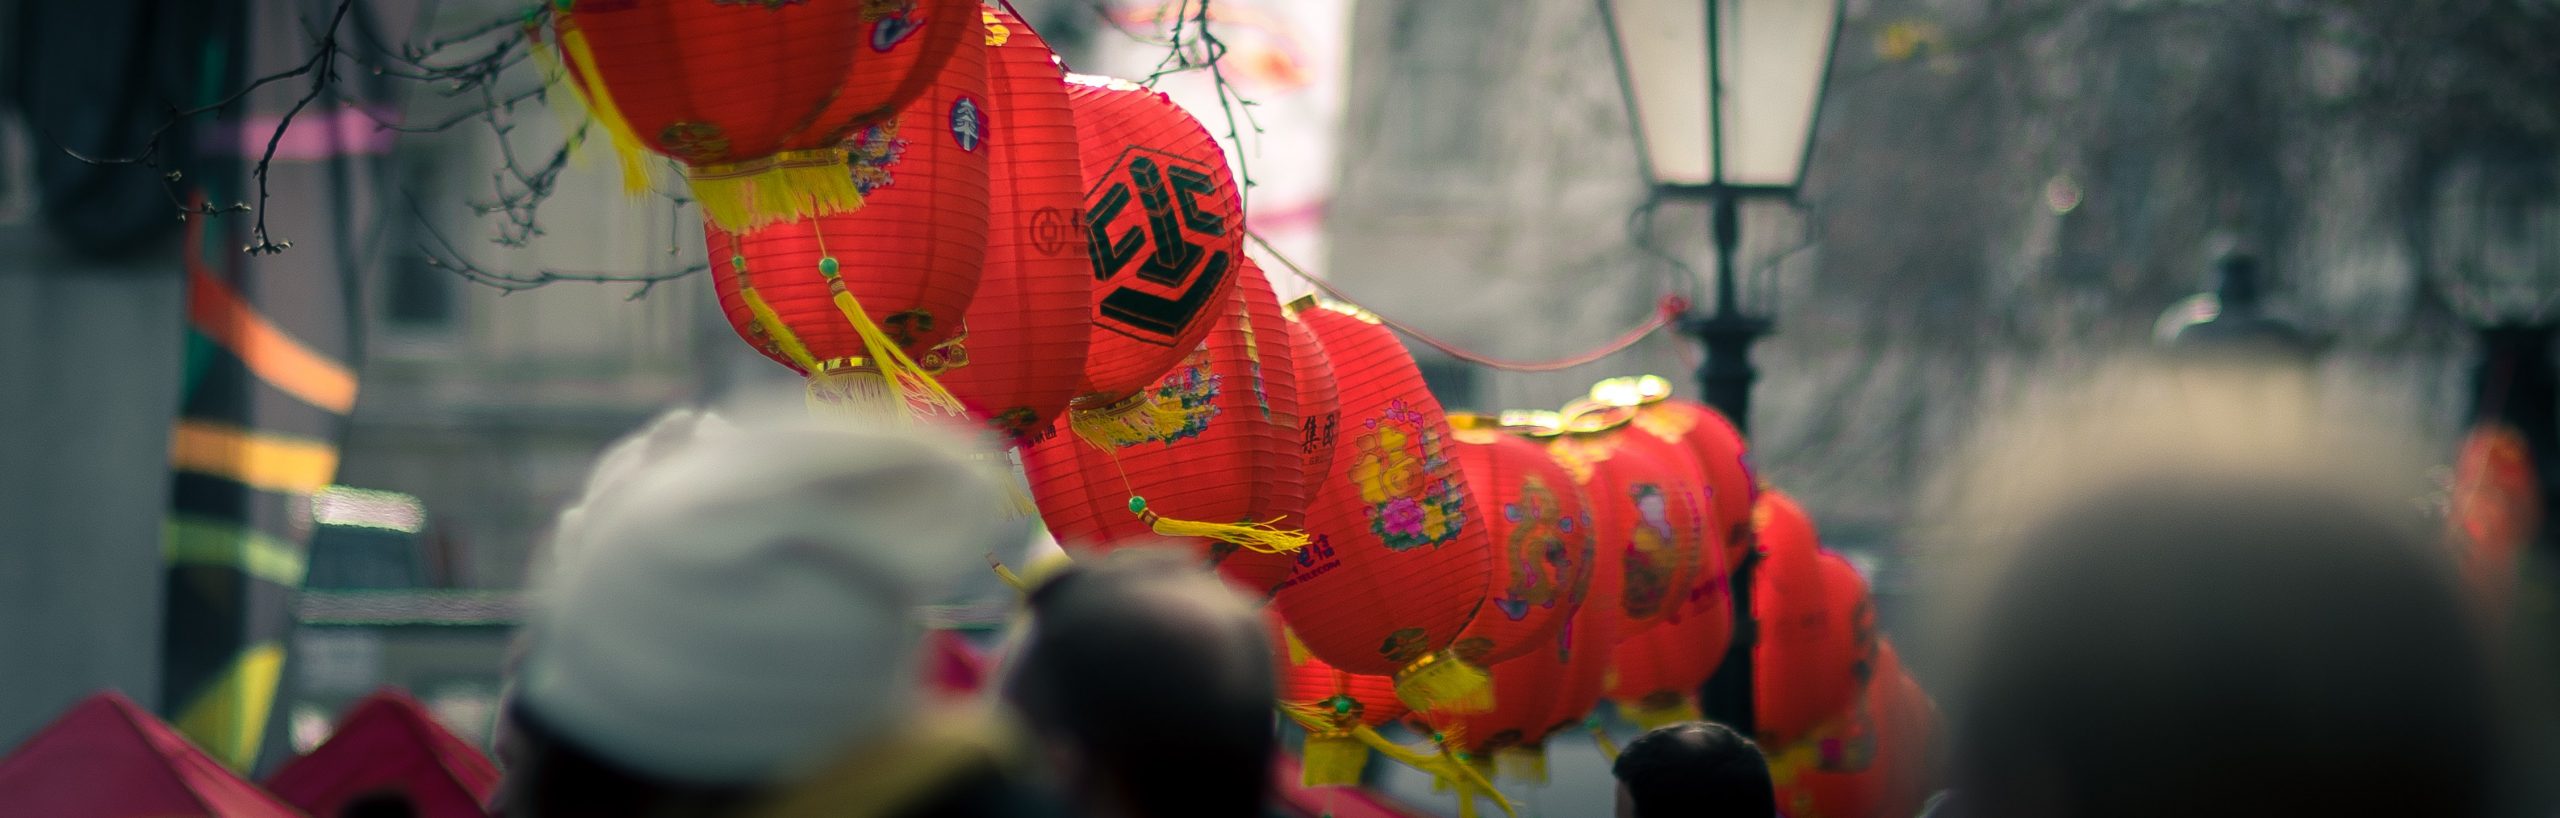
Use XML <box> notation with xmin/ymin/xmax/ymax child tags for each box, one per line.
<box><xmin>1248</xmin><ymin>232</ymin><xmax>1687</xmax><ymax>373</ymax></box>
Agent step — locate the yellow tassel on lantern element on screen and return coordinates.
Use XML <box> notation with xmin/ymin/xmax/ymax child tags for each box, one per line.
<box><xmin>1300</xmin><ymin>733</ymin><xmax>1369</xmax><ymax>788</ymax></box>
<box><xmin>1278</xmin><ymin>704</ymin><xmax>1517</xmax><ymax>818</ymax></box>
<box><xmin>734</xmin><ymin>258</ymin><xmax>822</xmax><ymax>373</ymax></box>
<box><xmin>523</xmin><ymin>21</ymin><xmax>600</xmax><ymax>165</ymax></box>
<box><xmin>1393</xmin><ymin>650</ymin><xmax>1494</xmax><ymax>715</ymax></box>
<box><xmin>1127</xmin><ymin>497</ymin><xmax>1311</xmax><ymax>554</ymax></box>
<box><xmin>552</xmin><ymin>18</ymin><xmax>653</xmax><ymax>195</ymax></box>
<box><xmin>815</xmin><ymin>256</ymin><xmax>967</xmax><ymax>420</ymax></box>
<box><xmin>1283</xmin><ymin>626</ymin><xmax>1313</xmax><ymax>666</ymax></box>
<box><xmin>1590</xmin><ymin>719</ymin><xmax>1622</xmax><ymax>762</ymax></box>
<box><xmin>1495</xmin><ymin>745</ymin><xmax>1549</xmax><ymax>785</ymax></box>
<box><xmin>1617</xmin><ymin>695</ymin><xmax>1705</xmax><ymax>732</ymax></box>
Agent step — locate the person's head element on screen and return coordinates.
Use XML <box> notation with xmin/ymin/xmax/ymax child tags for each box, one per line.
<box><xmin>1610</xmin><ymin>721</ymin><xmax>1776</xmax><ymax>818</ymax></box>
<box><xmin>501</xmin><ymin>414</ymin><xmax>1032</xmax><ymax>818</ymax></box>
<box><xmin>1948</xmin><ymin>475</ymin><xmax>2504</xmax><ymax>818</ymax></box>
<box><xmin>1003</xmin><ymin>549</ymin><xmax>1275</xmax><ymax>818</ymax></box>
<box><xmin>339</xmin><ymin>791</ymin><xmax>420</xmax><ymax>818</ymax></box>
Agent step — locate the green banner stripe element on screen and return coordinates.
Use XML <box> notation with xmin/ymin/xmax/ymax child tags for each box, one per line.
<box><xmin>164</xmin><ymin>517</ymin><xmax>306</xmax><ymax>587</ymax></box>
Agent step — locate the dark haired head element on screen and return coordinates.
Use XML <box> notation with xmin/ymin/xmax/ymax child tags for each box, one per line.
<box><xmin>1005</xmin><ymin>549</ymin><xmax>1275</xmax><ymax>818</ymax></box>
<box><xmin>495</xmin><ymin>699</ymin><xmax>757</xmax><ymax>818</ymax></box>
<box><xmin>338</xmin><ymin>791</ymin><xmax>419</xmax><ymax>818</ymax></box>
<box><xmin>1952</xmin><ymin>476</ymin><xmax>2505</xmax><ymax>818</ymax></box>
<box><xmin>1611</xmin><ymin>721</ymin><xmax>1776</xmax><ymax>818</ymax></box>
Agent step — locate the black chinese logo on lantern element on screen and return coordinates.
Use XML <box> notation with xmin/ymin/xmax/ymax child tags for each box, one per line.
<box><xmin>1084</xmin><ymin>150</ymin><xmax>1232</xmax><ymax>345</ymax></box>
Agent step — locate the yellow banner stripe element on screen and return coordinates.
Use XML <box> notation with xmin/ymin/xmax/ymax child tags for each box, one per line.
<box><xmin>170</xmin><ymin>422</ymin><xmax>339</xmax><ymax>496</ymax></box>
<box><xmin>163</xmin><ymin>517</ymin><xmax>307</xmax><ymax>587</ymax></box>
<box><xmin>174</xmin><ymin>642</ymin><xmax>285</xmax><ymax>771</ymax></box>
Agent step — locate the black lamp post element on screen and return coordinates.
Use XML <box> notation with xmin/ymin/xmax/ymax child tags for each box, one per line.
<box><xmin>2155</xmin><ymin>249</ymin><xmax>2324</xmax><ymax>365</ymax></box>
<box><xmin>1601</xmin><ymin>0</ymin><xmax>1843</xmax><ymax>735</ymax></box>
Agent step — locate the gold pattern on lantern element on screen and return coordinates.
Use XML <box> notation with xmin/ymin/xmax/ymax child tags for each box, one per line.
<box><xmin>658</xmin><ymin>121</ymin><xmax>732</xmax><ymax>162</ymax></box>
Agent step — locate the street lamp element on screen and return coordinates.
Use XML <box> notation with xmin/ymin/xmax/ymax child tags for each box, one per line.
<box><xmin>2154</xmin><ymin>248</ymin><xmax>2324</xmax><ymax>365</ymax></box>
<box><xmin>1600</xmin><ymin>0</ymin><xmax>1842</xmax><ymax>737</ymax></box>
<box><xmin>1600</xmin><ymin>0</ymin><xmax>1843</xmax><ymax>436</ymax></box>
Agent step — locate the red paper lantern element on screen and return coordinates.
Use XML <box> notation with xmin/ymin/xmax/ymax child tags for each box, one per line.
<box><xmin>1023</xmin><ymin>257</ymin><xmax>1307</xmax><ymax>592</ymax></box>
<box><xmin>1590</xmin><ymin>376</ymin><xmax>1759</xmax><ymax>561</ymax></box>
<box><xmin>2451</xmin><ymin>422</ymin><xmax>2541</xmax><ymax>600</ymax></box>
<box><xmin>1426</xmin><ymin>417</ymin><xmax>1600</xmax><ymax>779</ymax></box>
<box><xmin>1545</xmin><ymin>413</ymin><xmax>1702</xmax><ymax>640</ymax></box>
<box><xmin>1056</xmin><ymin>76</ymin><xmax>1246</xmax><ymax>447</ymax></box>
<box><xmin>925</xmin><ymin>9</ymin><xmax>1090</xmax><ymax>444</ymax></box>
<box><xmin>1553</xmin><ymin>404</ymin><xmax>1728</xmax><ymax>730</ymax></box>
<box><xmin>1778</xmin><ymin>642</ymin><xmax>1929</xmax><ymax>818</ymax></box>
<box><xmin>1442</xmin><ymin>415</ymin><xmax>1598</xmax><ymax>667</ymax></box>
<box><xmin>1273</xmin><ymin>617</ymin><xmax>1407</xmax><ymax>788</ymax></box>
<box><xmin>1273</xmin><ymin>301</ymin><xmax>1494</xmax><ymax>714</ymax></box>
<box><xmin>550</xmin><ymin>0</ymin><xmax>979</xmax><ymax>230</ymax></box>
<box><xmin>1465</xmin><ymin>413</ymin><xmax>1626</xmax><ymax>784</ymax></box>
<box><xmin>1565</xmin><ymin>397</ymin><xmax>1738</xmax><ymax>635</ymax></box>
<box><xmin>1287</xmin><ymin>305</ymin><xmax>1343</xmax><ymax>495</ymax></box>
<box><xmin>1754</xmin><ymin>490</ymin><xmax>1867</xmax><ymax>747</ymax></box>
<box><xmin>708</xmin><ymin>21</ymin><xmax>990</xmax><ymax>417</ymax></box>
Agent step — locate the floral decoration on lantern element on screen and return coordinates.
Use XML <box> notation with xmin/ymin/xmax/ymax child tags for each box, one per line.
<box><xmin>1356</xmin><ymin>401</ymin><xmax>1470</xmax><ymax>550</ymax></box>
<box><xmin>1441</xmin><ymin>413</ymin><xmax>1596</xmax><ymax>667</ymax></box>
<box><xmin>1022</xmin><ymin>257</ymin><xmax>1310</xmax><ymax>589</ymax></box>
<box><xmin>1276</xmin><ymin>298</ymin><xmax>1494</xmax><ymax>717</ymax></box>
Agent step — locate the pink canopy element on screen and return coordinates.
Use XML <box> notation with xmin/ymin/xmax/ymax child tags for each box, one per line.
<box><xmin>264</xmin><ymin>689</ymin><xmax>498</xmax><ymax>818</ymax></box>
<box><xmin>0</xmin><ymin>690</ymin><xmax>305</xmax><ymax>818</ymax></box>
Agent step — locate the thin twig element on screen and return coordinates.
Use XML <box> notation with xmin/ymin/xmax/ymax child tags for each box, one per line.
<box><xmin>408</xmin><ymin>192</ymin><xmax>702</xmax><ymax>300</ymax></box>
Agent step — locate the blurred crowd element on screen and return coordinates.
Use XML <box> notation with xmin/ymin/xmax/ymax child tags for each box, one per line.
<box><xmin>12</xmin><ymin>358</ymin><xmax>2529</xmax><ymax>818</ymax></box>
<box><xmin>459</xmin><ymin>358</ymin><xmax>2545</xmax><ymax>818</ymax></box>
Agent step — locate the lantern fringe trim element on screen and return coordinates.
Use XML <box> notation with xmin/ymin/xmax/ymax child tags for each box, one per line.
<box><xmin>1618</xmin><ymin>697</ymin><xmax>1704</xmax><ymax>732</ymax></box>
<box><xmin>1067</xmin><ymin>391</ymin><xmax>1204</xmax><ymax>449</ymax></box>
<box><xmin>1299</xmin><ymin>732</ymin><xmax>1368</xmax><ymax>788</ymax></box>
<box><xmin>1284</xmin><ymin>626</ymin><xmax>1313</xmax><ymax>666</ymax></box>
<box><xmin>551</xmin><ymin>19</ymin><xmax>653</xmax><ymax>196</ymax></box>
<box><xmin>1001</xmin><ymin>482</ymin><xmax>1039</xmax><ymax>518</ymax></box>
<box><xmin>1278</xmin><ymin>705</ymin><xmax>1518</xmax><ymax>818</ymax></box>
<box><xmin>691</xmin><ymin>151</ymin><xmax>868</xmax><ymax>233</ymax></box>
<box><xmin>805</xmin><ymin>366</ymin><xmax>908</xmax><ymax>420</ymax></box>
<box><xmin>1495</xmin><ymin>746</ymin><xmax>1549</xmax><ymax>785</ymax></box>
<box><xmin>1394</xmin><ymin>650</ymin><xmax>1494</xmax><ymax>715</ymax></box>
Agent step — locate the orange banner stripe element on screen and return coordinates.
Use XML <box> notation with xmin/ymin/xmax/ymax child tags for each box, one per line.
<box><xmin>170</xmin><ymin>422</ymin><xmax>340</xmax><ymax>496</ymax></box>
<box><xmin>185</xmin><ymin>265</ymin><xmax>358</xmax><ymax>415</ymax></box>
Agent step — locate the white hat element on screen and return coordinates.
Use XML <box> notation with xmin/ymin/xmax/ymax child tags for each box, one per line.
<box><xmin>516</xmin><ymin>416</ymin><xmax>1029</xmax><ymax>786</ymax></box>
<box><xmin>540</xmin><ymin>408</ymin><xmax>736</xmax><ymax>580</ymax></box>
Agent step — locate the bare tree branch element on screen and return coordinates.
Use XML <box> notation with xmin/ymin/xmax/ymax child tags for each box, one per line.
<box><xmin>407</xmin><ymin>192</ymin><xmax>703</xmax><ymax>300</ymax></box>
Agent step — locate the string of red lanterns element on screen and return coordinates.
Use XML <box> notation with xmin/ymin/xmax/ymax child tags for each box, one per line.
<box><xmin>549</xmin><ymin>5</ymin><xmax>1929</xmax><ymax>811</ymax></box>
